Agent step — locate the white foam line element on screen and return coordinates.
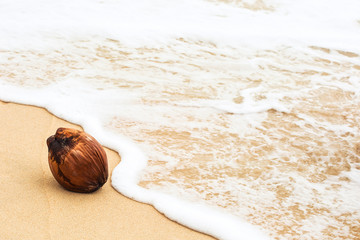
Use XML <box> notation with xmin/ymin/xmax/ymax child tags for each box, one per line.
<box><xmin>175</xmin><ymin>99</ymin><xmax>291</xmax><ymax>115</ymax></box>
<box><xmin>0</xmin><ymin>84</ymin><xmax>269</xmax><ymax>240</ymax></box>
<box><xmin>111</xmin><ymin>142</ymin><xmax>269</xmax><ymax>240</ymax></box>
<box><xmin>1</xmin><ymin>0</ymin><xmax>360</xmax><ymax>49</ymax></box>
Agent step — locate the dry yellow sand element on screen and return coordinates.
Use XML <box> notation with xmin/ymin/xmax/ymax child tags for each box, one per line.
<box><xmin>0</xmin><ymin>101</ymin><xmax>215</xmax><ymax>240</ymax></box>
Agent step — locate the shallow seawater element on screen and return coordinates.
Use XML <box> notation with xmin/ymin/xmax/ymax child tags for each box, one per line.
<box><xmin>1</xmin><ymin>0</ymin><xmax>360</xmax><ymax>239</ymax></box>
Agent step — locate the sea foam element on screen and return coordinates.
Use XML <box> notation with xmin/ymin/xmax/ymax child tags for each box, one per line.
<box><xmin>0</xmin><ymin>80</ymin><xmax>269</xmax><ymax>240</ymax></box>
<box><xmin>1</xmin><ymin>0</ymin><xmax>360</xmax><ymax>239</ymax></box>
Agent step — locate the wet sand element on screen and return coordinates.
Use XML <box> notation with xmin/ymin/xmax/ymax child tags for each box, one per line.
<box><xmin>0</xmin><ymin>101</ymin><xmax>215</xmax><ymax>240</ymax></box>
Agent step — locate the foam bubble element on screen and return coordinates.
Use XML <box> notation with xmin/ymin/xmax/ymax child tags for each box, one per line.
<box><xmin>1</xmin><ymin>0</ymin><xmax>360</xmax><ymax>239</ymax></box>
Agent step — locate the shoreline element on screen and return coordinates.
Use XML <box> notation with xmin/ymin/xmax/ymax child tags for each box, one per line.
<box><xmin>0</xmin><ymin>101</ymin><xmax>214</xmax><ymax>240</ymax></box>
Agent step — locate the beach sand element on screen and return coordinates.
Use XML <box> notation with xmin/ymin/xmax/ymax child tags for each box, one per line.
<box><xmin>0</xmin><ymin>101</ymin><xmax>215</xmax><ymax>240</ymax></box>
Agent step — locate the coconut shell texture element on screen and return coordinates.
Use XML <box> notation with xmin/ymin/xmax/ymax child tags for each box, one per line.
<box><xmin>46</xmin><ymin>128</ymin><xmax>108</xmax><ymax>193</ymax></box>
